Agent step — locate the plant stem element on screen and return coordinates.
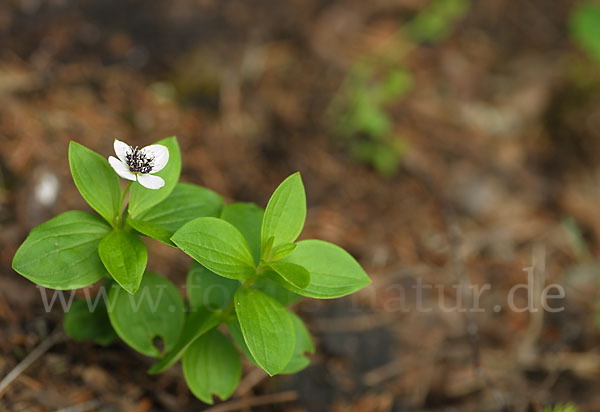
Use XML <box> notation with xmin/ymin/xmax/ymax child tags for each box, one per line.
<box><xmin>220</xmin><ymin>301</ymin><xmax>235</xmax><ymax>322</ymax></box>
<box><xmin>223</xmin><ymin>263</ymin><xmax>266</xmax><ymax>322</ymax></box>
<box><xmin>242</xmin><ymin>262</ymin><xmax>265</xmax><ymax>289</ymax></box>
<box><xmin>206</xmin><ymin>255</ymin><xmax>274</xmax><ymax>327</ymax></box>
<box><xmin>115</xmin><ymin>181</ymin><xmax>132</xmax><ymax>228</ymax></box>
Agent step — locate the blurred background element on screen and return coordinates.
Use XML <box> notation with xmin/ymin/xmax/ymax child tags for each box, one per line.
<box><xmin>1</xmin><ymin>0</ymin><xmax>600</xmax><ymax>410</ymax></box>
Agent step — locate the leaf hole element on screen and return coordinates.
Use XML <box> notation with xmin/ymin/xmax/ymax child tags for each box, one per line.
<box><xmin>153</xmin><ymin>335</ymin><xmax>165</xmax><ymax>355</ymax></box>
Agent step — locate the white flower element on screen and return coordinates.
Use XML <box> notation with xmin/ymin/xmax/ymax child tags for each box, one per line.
<box><xmin>108</xmin><ymin>139</ymin><xmax>169</xmax><ymax>190</ymax></box>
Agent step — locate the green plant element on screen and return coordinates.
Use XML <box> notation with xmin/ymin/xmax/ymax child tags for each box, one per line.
<box><xmin>331</xmin><ymin>0</ymin><xmax>470</xmax><ymax>176</ymax></box>
<box><xmin>12</xmin><ymin>138</ymin><xmax>370</xmax><ymax>404</ymax></box>
<box><xmin>542</xmin><ymin>402</ymin><xmax>578</xmax><ymax>412</ymax></box>
<box><xmin>570</xmin><ymin>1</ymin><xmax>600</xmax><ymax>64</ymax></box>
<box><xmin>406</xmin><ymin>0</ymin><xmax>470</xmax><ymax>43</ymax></box>
<box><xmin>334</xmin><ymin>62</ymin><xmax>412</xmax><ymax>176</ymax></box>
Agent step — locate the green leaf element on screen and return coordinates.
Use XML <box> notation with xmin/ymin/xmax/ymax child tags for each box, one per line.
<box><xmin>68</xmin><ymin>142</ymin><xmax>122</xmax><ymax>225</ymax></box>
<box><xmin>280</xmin><ymin>312</ymin><xmax>315</xmax><ymax>374</ymax></box>
<box><xmin>220</xmin><ymin>202</ymin><xmax>264</xmax><ymax>265</ymax></box>
<box><xmin>126</xmin><ymin>219</ymin><xmax>172</xmax><ymax>247</ymax></box>
<box><xmin>372</xmin><ymin>143</ymin><xmax>401</xmax><ymax>176</ymax></box>
<box><xmin>99</xmin><ymin>229</ymin><xmax>148</xmax><ymax>294</ymax></box>
<box><xmin>571</xmin><ymin>2</ymin><xmax>600</xmax><ymax>63</ymax></box>
<box><xmin>253</xmin><ymin>276</ymin><xmax>303</xmax><ymax>306</ymax></box>
<box><xmin>148</xmin><ymin>308</ymin><xmax>221</xmax><ymax>374</ymax></box>
<box><xmin>183</xmin><ymin>330</ymin><xmax>241</xmax><ymax>404</ymax></box>
<box><xmin>12</xmin><ymin>211</ymin><xmax>110</xmax><ymax>289</ymax></box>
<box><xmin>107</xmin><ymin>272</ymin><xmax>185</xmax><ymax>357</ymax></box>
<box><xmin>226</xmin><ymin>318</ymin><xmax>255</xmax><ymax>364</ymax></box>
<box><xmin>406</xmin><ymin>0</ymin><xmax>469</xmax><ymax>43</ymax></box>
<box><xmin>267</xmin><ymin>261</ymin><xmax>310</xmax><ymax>289</ymax></box>
<box><xmin>354</xmin><ymin>104</ymin><xmax>391</xmax><ymax>138</ymax></box>
<box><xmin>64</xmin><ymin>299</ymin><xmax>117</xmax><ymax>346</ymax></box>
<box><xmin>377</xmin><ymin>69</ymin><xmax>413</xmax><ymax>104</ymax></box>
<box><xmin>227</xmin><ymin>310</ymin><xmax>314</xmax><ymax>374</ymax></box>
<box><xmin>261</xmin><ymin>172</ymin><xmax>306</xmax><ymax>250</ymax></box>
<box><xmin>262</xmin><ymin>236</ymin><xmax>274</xmax><ymax>261</ymax></box>
<box><xmin>270</xmin><ymin>243</ymin><xmax>296</xmax><ymax>261</ymax></box>
<box><xmin>128</xmin><ymin>137</ymin><xmax>182</xmax><ymax>217</ymax></box>
<box><xmin>187</xmin><ymin>262</ymin><xmax>239</xmax><ymax>311</ymax></box>
<box><xmin>234</xmin><ymin>287</ymin><xmax>295</xmax><ymax>375</ymax></box>
<box><xmin>128</xmin><ymin>182</ymin><xmax>224</xmax><ymax>247</ymax></box>
<box><xmin>276</xmin><ymin>239</ymin><xmax>370</xmax><ymax>299</ymax></box>
<box><xmin>171</xmin><ymin>217</ymin><xmax>255</xmax><ymax>280</ymax></box>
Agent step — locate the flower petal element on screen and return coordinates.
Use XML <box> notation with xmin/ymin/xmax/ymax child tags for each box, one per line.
<box><xmin>114</xmin><ymin>139</ymin><xmax>131</xmax><ymax>163</ymax></box>
<box><xmin>141</xmin><ymin>144</ymin><xmax>169</xmax><ymax>173</ymax></box>
<box><xmin>137</xmin><ymin>174</ymin><xmax>165</xmax><ymax>190</ymax></box>
<box><xmin>108</xmin><ymin>156</ymin><xmax>136</xmax><ymax>181</ymax></box>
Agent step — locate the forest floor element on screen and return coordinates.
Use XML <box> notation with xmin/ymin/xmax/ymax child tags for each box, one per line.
<box><xmin>1</xmin><ymin>0</ymin><xmax>600</xmax><ymax>411</ymax></box>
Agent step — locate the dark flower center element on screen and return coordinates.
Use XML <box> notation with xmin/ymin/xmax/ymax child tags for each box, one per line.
<box><xmin>126</xmin><ymin>147</ymin><xmax>154</xmax><ymax>174</ymax></box>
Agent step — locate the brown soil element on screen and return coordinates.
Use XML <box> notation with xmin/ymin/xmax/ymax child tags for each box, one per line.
<box><xmin>1</xmin><ymin>0</ymin><xmax>599</xmax><ymax>411</ymax></box>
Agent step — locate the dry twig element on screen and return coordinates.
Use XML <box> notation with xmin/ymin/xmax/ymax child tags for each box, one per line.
<box><xmin>234</xmin><ymin>367</ymin><xmax>268</xmax><ymax>396</ymax></box>
<box><xmin>202</xmin><ymin>391</ymin><xmax>298</xmax><ymax>412</ymax></box>
<box><xmin>0</xmin><ymin>329</ymin><xmax>65</xmax><ymax>398</ymax></box>
<box><xmin>52</xmin><ymin>399</ymin><xmax>101</xmax><ymax>412</ymax></box>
